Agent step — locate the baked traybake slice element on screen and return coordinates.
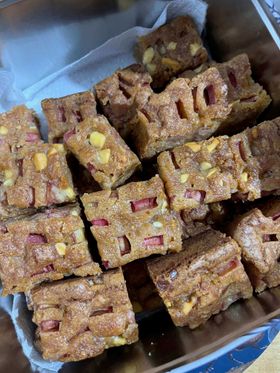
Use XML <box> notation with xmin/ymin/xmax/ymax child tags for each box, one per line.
<box><xmin>0</xmin><ymin>143</ymin><xmax>76</xmax><ymax>220</ymax></box>
<box><xmin>0</xmin><ymin>105</ymin><xmax>42</xmax><ymax>152</ymax></box>
<box><xmin>28</xmin><ymin>268</ymin><xmax>138</xmax><ymax>362</ymax></box>
<box><xmin>212</xmin><ymin>54</ymin><xmax>271</xmax><ymax>133</ymax></box>
<box><xmin>147</xmin><ymin>229</ymin><xmax>253</xmax><ymax>329</ymax></box>
<box><xmin>41</xmin><ymin>91</ymin><xmax>97</xmax><ymax>143</ymax></box>
<box><xmin>0</xmin><ymin>204</ymin><xmax>101</xmax><ymax>296</ymax></box>
<box><xmin>136</xmin><ymin>16</ymin><xmax>208</xmax><ymax>89</ymax></box>
<box><xmin>158</xmin><ymin>129</ymin><xmax>260</xmax><ymax>211</ymax></box>
<box><xmin>229</xmin><ymin>199</ymin><xmax>280</xmax><ymax>293</ymax></box>
<box><xmin>95</xmin><ymin>64</ymin><xmax>153</xmax><ymax>139</ymax></box>
<box><xmin>133</xmin><ymin>67</ymin><xmax>231</xmax><ymax>159</ymax></box>
<box><xmin>246</xmin><ymin>117</ymin><xmax>280</xmax><ymax>194</ymax></box>
<box><xmin>81</xmin><ymin>175</ymin><xmax>182</xmax><ymax>268</ymax></box>
<box><xmin>180</xmin><ymin>54</ymin><xmax>271</xmax><ymax>134</ymax></box>
<box><xmin>64</xmin><ymin>115</ymin><xmax>141</xmax><ymax>189</ymax></box>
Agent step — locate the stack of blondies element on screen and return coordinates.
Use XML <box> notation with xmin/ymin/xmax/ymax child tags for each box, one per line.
<box><xmin>0</xmin><ymin>15</ymin><xmax>279</xmax><ymax>363</ymax></box>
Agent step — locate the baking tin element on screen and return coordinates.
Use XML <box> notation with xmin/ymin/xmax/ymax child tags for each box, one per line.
<box><xmin>0</xmin><ymin>0</ymin><xmax>280</xmax><ymax>372</ymax></box>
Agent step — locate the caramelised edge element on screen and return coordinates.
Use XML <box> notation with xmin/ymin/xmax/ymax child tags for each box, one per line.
<box><xmin>0</xmin><ymin>143</ymin><xmax>76</xmax><ymax>218</ymax></box>
<box><xmin>64</xmin><ymin>115</ymin><xmax>141</xmax><ymax>189</ymax></box>
<box><xmin>0</xmin><ymin>203</ymin><xmax>100</xmax><ymax>295</ymax></box>
<box><xmin>0</xmin><ymin>105</ymin><xmax>42</xmax><ymax>152</ymax></box>
<box><xmin>137</xmin><ymin>15</ymin><xmax>208</xmax><ymax>88</ymax></box>
<box><xmin>28</xmin><ymin>269</ymin><xmax>138</xmax><ymax>362</ymax></box>
<box><xmin>81</xmin><ymin>175</ymin><xmax>182</xmax><ymax>268</ymax></box>
<box><xmin>133</xmin><ymin>67</ymin><xmax>231</xmax><ymax>159</ymax></box>
<box><xmin>41</xmin><ymin>91</ymin><xmax>97</xmax><ymax>143</ymax></box>
<box><xmin>228</xmin><ymin>199</ymin><xmax>280</xmax><ymax>292</ymax></box>
<box><xmin>147</xmin><ymin>229</ymin><xmax>252</xmax><ymax>328</ymax></box>
<box><xmin>95</xmin><ymin>64</ymin><xmax>153</xmax><ymax>139</ymax></box>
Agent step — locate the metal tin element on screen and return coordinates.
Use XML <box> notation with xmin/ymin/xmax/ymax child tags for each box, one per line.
<box><xmin>0</xmin><ymin>0</ymin><xmax>280</xmax><ymax>372</ymax></box>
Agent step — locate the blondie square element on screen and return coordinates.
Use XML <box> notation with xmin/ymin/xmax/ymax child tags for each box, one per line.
<box><xmin>41</xmin><ymin>91</ymin><xmax>97</xmax><ymax>143</ymax></box>
<box><xmin>0</xmin><ymin>204</ymin><xmax>101</xmax><ymax>295</ymax></box>
<box><xmin>28</xmin><ymin>269</ymin><xmax>138</xmax><ymax>362</ymax></box>
<box><xmin>81</xmin><ymin>175</ymin><xmax>182</xmax><ymax>268</ymax></box>
<box><xmin>137</xmin><ymin>16</ymin><xmax>208</xmax><ymax>88</ymax></box>
<box><xmin>147</xmin><ymin>229</ymin><xmax>252</xmax><ymax>328</ymax></box>
<box><xmin>64</xmin><ymin>115</ymin><xmax>141</xmax><ymax>189</ymax></box>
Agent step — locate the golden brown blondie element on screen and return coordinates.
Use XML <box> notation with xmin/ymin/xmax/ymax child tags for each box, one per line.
<box><xmin>0</xmin><ymin>204</ymin><xmax>100</xmax><ymax>295</ymax></box>
<box><xmin>28</xmin><ymin>269</ymin><xmax>138</xmax><ymax>362</ymax></box>
<box><xmin>81</xmin><ymin>175</ymin><xmax>182</xmax><ymax>268</ymax></box>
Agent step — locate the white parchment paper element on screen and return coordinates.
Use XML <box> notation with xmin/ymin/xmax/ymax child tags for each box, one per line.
<box><xmin>0</xmin><ymin>0</ymin><xmax>207</xmax><ymax>371</ymax></box>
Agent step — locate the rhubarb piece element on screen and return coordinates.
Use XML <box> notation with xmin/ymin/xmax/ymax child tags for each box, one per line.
<box><xmin>81</xmin><ymin>175</ymin><xmax>182</xmax><ymax>268</ymax></box>
<box><xmin>228</xmin><ymin>199</ymin><xmax>280</xmax><ymax>293</ymax></box>
<box><xmin>0</xmin><ymin>105</ymin><xmax>42</xmax><ymax>152</ymax></box>
<box><xmin>64</xmin><ymin>115</ymin><xmax>141</xmax><ymax>189</ymax></box>
<box><xmin>41</xmin><ymin>91</ymin><xmax>97</xmax><ymax>143</ymax></box>
<box><xmin>157</xmin><ymin>129</ymin><xmax>260</xmax><ymax>211</ymax></box>
<box><xmin>133</xmin><ymin>67</ymin><xmax>231</xmax><ymax>159</ymax></box>
<box><xmin>95</xmin><ymin>64</ymin><xmax>153</xmax><ymax>138</ymax></box>
<box><xmin>147</xmin><ymin>229</ymin><xmax>252</xmax><ymax>328</ymax></box>
<box><xmin>0</xmin><ymin>143</ymin><xmax>76</xmax><ymax>220</ymax></box>
<box><xmin>0</xmin><ymin>204</ymin><xmax>100</xmax><ymax>295</ymax></box>
<box><xmin>28</xmin><ymin>269</ymin><xmax>138</xmax><ymax>362</ymax></box>
<box><xmin>136</xmin><ymin>16</ymin><xmax>208</xmax><ymax>89</ymax></box>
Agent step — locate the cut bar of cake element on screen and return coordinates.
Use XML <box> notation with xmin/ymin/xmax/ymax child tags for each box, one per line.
<box><xmin>81</xmin><ymin>175</ymin><xmax>182</xmax><ymax>268</ymax></box>
<box><xmin>246</xmin><ymin>117</ymin><xmax>280</xmax><ymax>194</ymax></box>
<box><xmin>64</xmin><ymin>115</ymin><xmax>141</xmax><ymax>189</ymax></box>
<box><xmin>133</xmin><ymin>67</ymin><xmax>231</xmax><ymax>159</ymax></box>
<box><xmin>136</xmin><ymin>16</ymin><xmax>208</xmax><ymax>89</ymax></box>
<box><xmin>0</xmin><ymin>204</ymin><xmax>100</xmax><ymax>295</ymax></box>
<box><xmin>95</xmin><ymin>64</ymin><xmax>153</xmax><ymax>139</ymax></box>
<box><xmin>229</xmin><ymin>199</ymin><xmax>280</xmax><ymax>293</ymax></box>
<box><xmin>0</xmin><ymin>105</ymin><xmax>42</xmax><ymax>152</ymax></box>
<box><xmin>0</xmin><ymin>143</ymin><xmax>76</xmax><ymax>220</ymax></box>
<box><xmin>28</xmin><ymin>268</ymin><xmax>138</xmax><ymax>362</ymax></box>
<box><xmin>157</xmin><ymin>129</ymin><xmax>260</xmax><ymax>211</ymax></box>
<box><xmin>41</xmin><ymin>91</ymin><xmax>97</xmax><ymax>143</ymax></box>
<box><xmin>147</xmin><ymin>229</ymin><xmax>252</xmax><ymax>328</ymax></box>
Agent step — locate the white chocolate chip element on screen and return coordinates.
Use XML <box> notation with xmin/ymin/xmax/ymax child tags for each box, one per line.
<box><xmin>180</xmin><ymin>173</ymin><xmax>189</xmax><ymax>183</ymax></box>
<box><xmin>4</xmin><ymin>170</ymin><xmax>13</xmax><ymax>179</ymax></box>
<box><xmin>183</xmin><ymin>300</ymin><xmax>194</xmax><ymax>315</ymax></box>
<box><xmin>190</xmin><ymin>43</ymin><xmax>201</xmax><ymax>56</ymax></box>
<box><xmin>71</xmin><ymin>210</ymin><xmax>79</xmax><ymax>216</ymax></box>
<box><xmin>186</xmin><ymin>142</ymin><xmax>201</xmax><ymax>152</ymax></box>
<box><xmin>64</xmin><ymin>187</ymin><xmax>76</xmax><ymax>200</ymax></box>
<box><xmin>207</xmin><ymin>167</ymin><xmax>218</xmax><ymax>178</ymax></box>
<box><xmin>3</xmin><ymin>178</ymin><xmax>14</xmax><ymax>187</ymax></box>
<box><xmin>73</xmin><ymin>228</ymin><xmax>85</xmax><ymax>243</ymax></box>
<box><xmin>200</xmin><ymin>162</ymin><xmax>212</xmax><ymax>171</ymax></box>
<box><xmin>153</xmin><ymin>221</ymin><xmax>163</xmax><ymax>228</ymax></box>
<box><xmin>33</xmin><ymin>153</ymin><xmax>48</xmax><ymax>171</ymax></box>
<box><xmin>89</xmin><ymin>131</ymin><xmax>106</xmax><ymax>149</ymax></box>
<box><xmin>97</xmin><ymin>149</ymin><xmax>111</xmax><ymax>164</ymax></box>
<box><xmin>165</xmin><ymin>300</ymin><xmax>172</xmax><ymax>308</ymax></box>
<box><xmin>55</xmin><ymin>242</ymin><xmax>66</xmax><ymax>256</ymax></box>
<box><xmin>159</xmin><ymin>45</ymin><xmax>166</xmax><ymax>55</ymax></box>
<box><xmin>0</xmin><ymin>126</ymin><xmax>8</xmax><ymax>135</ymax></box>
<box><xmin>161</xmin><ymin>200</ymin><xmax>168</xmax><ymax>213</ymax></box>
<box><xmin>111</xmin><ymin>336</ymin><xmax>127</xmax><ymax>346</ymax></box>
<box><xmin>206</xmin><ymin>138</ymin><xmax>219</xmax><ymax>153</ymax></box>
<box><xmin>161</xmin><ymin>57</ymin><xmax>181</xmax><ymax>70</ymax></box>
<box><xmin>146</xmin><ymin>63</ymin><xmax>156</xmax><ymax>74</ymax></box>
<box><xmin>142</xmin><ymin>47</ymin><xmax>155</xmax><ymax>64</ymax></box>
<box><xmin>167</xmin><ymin>42</ymin><xmax>177</xmax><ymax>50</ymax></box>
<box><xmin>241</xmin><ymin>172</ymin><xmax>248</xmax><ymax>182</ymax></box>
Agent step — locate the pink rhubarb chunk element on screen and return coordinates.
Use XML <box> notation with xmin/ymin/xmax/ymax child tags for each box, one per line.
<box><xmin>27</xmin><ymin>234</ymin><xmax>47</xmax><ymax>244</ymax></box>
<box><xmin>118</xmin><ymin>236</ymin><xmax>131</xmax><ymax>256</ymax></box>
<box><xmin>31</xmin><ymin>264</ymin><xmax>54</xmax><ymax>277</ymax></box>
<box><xmin>130</xmin><ymin>197</ymin><xmax>157</xmax><ymax>212</ymax></box>
<box><xmin>228</xmin><ymin>71</ymin><xmax>237</xmax><ymax>88</ymax></box>
<box><xmin>64</xmin><ymin>128</ymin><xmax>76</xmax><ymax>142</ymax></box>
<box><xmin>57</xmin><ymin>106</ymin><xmax>66</xmax><ymax>122</ymax></box>
<box><xmin>272</xmin><ymin>212</ymin><xmax>280</xmax><ymax>221</ymax></box>
<box><xmin>40</xmin><ymin>320</ymin><xmax>60</xmax><ymax>332</ymax></box>
<box><xmin>184</xmin><ymin>189</ymin><xmax>205</xmax><ymax>203</ymax></box>
<box><xmin>217</xmin><ymin>258</ymin><xmax>239</xmax><ymax>276</ymax></box>
<box><xmin>90</xmin><ymin>306</ymin><xmax>113</xmax><ymax>317</ymax></box>
<box><xmin>91</xmin><ymin>218</ymin><xmax>109</xmax><ymax>226</ymax></box>
<box><xmin>26</xmin><ymin>132</ymin><xmax>40</xmax><ymax>142</ymax></box>
<box><xmin>203</xmin><ymin>85</ymin><xmax>216</xmax><ymax>105</ymax></box>
<box><xmin>144</xmin><ymin>235</ymin><xmax>164</xmax><ymax>246</ymax></box>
